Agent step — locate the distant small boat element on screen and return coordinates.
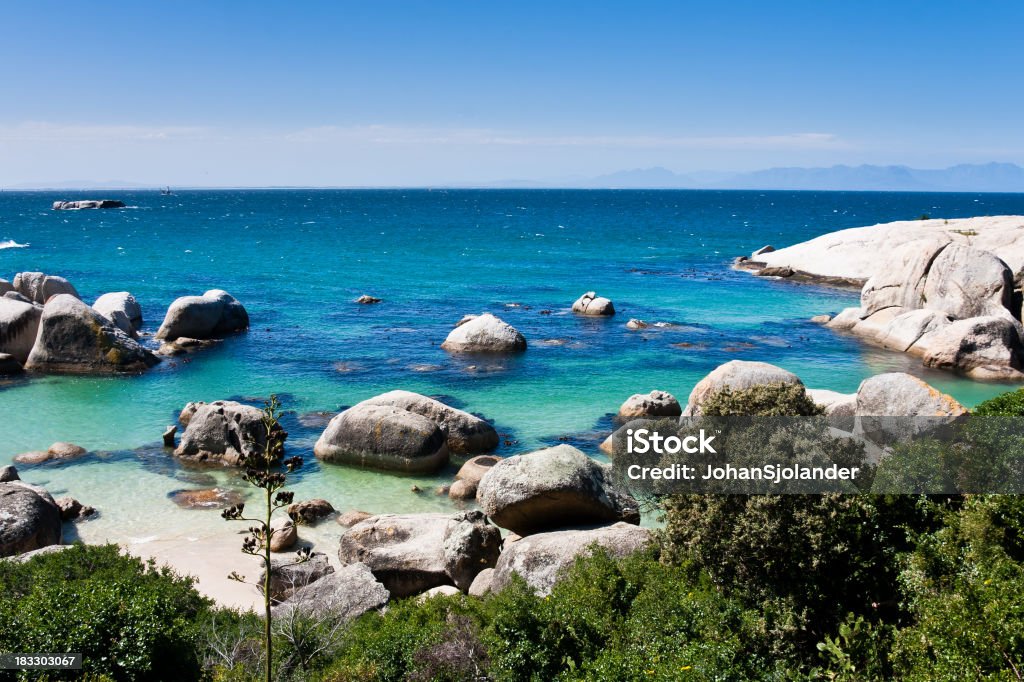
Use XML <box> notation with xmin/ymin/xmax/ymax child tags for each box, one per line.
<box><xmin>161</xmin><ymin>186</ymin><xmax>174</xmax><ymax>196</ymax></box>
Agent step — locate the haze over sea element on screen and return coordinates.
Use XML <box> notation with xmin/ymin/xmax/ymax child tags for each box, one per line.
<box><xmin>2</xmin><ymin>188</ymin><xmax>1024</xmax><ymax>561</ymax></box>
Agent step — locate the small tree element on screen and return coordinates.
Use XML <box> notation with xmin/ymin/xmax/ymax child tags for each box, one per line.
<box><xmin>221</xmin><ymin>395</ymin><xmax>310</xmax><ymax>682</ymax></box>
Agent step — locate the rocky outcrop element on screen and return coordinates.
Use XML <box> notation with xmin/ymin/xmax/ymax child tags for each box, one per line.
<box><xmin>314</xmin><ymin>402</ymin><xmax>449</xmax><ymax>473</ymax></box>
<box><xmin>337</xmin><ymin>511</ymin><xmax>501</xmax><ymax>597</ymax></box>
<box><xmin>93</xmin><ymin>292</ymin><xmax>143</xmax><ymax>336</ymax></box>
<box><xmin>0</xmin><ymin>482</ymin><xmax>62</xmax><ymax>557</ymax></box>
<box><xmin>24</xmin><ymin>295</ymin><xmax>159</xmax><ymax>374</ymax></box>
<box><xmin>155</xmin><ymin>289</ymin><xmax>249</xmax><ymax>341</ymax></box>
<box><xmin>476</xmin><ymin>445</ymin><xmax>640</xmax><ymax>535</ymax></box>
<box><xmin>572</xmin><ymin>291</ymin><xmax>616</xmax><ymax>316</ymax></box>
<box><xmin>360</xmin><ymin>390</ymin><xmax>498</xmax><ymax>455</ymax></box>
<box><xmin>747</xmin><ymin>216</ymin><xmax>1024</xmax><ymax>284</ymax></box>
<box><xmin>52</xmin><ymin>200</ymin><xmax>125</xmax><ymax>210</ymax></box>
<box><xmin>617</xmin><ymin>390</ymin><xmax>681</xmax><ymax>419</ymax></box>
<box><xmin>12</xmin><ymin>272</ymin><xmax>80</xmax><ymax>304</ymax></box>
<box><xmin>0</xmin><ymin>297</ymin><xmax>42</xmax><ymax>364</ymax></box>
<box><xmin>175</xmin><ymin>400</ymin><xmax>287</xmax><ymax>466</ymax></box>
<box><xmin>683</xmin><ymin>360</ymin><xmax>802</xmax><ymax>416</ymax></box>
<box><xmin>273</xmin><ymin>562</ymin><xmax>389</xmax><ymax>621</ymax></box>
<box><xmin>441</xmin><ymin>313</ymin><xmax>527</xmax><ymax>353</ymax></box>
<box><xmin>490</xmin><ymin>523</ymin><xmax>653</xmax><ymax>595</ymax></box>
<box><xmin>261</xmin><ymin>552</ymin><xmax>334</xmax><ymax>603</ymax></box>
<box><xmin>354</xmin><ymin>295</ymin><xmax>381</xmax><ymax>304</ymax></box>
<box><xmin>747</xmin><ymin>217</ymin><xmax>1024</xmax><ymax>380</ymax></box>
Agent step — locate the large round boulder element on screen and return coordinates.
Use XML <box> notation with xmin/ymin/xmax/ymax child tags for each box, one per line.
<box><xmin>361</xmin><ymin>390</ymin><xmax>499</xmax><ymax>455</ymax></box>
<box><xmin>0</xmin><ymin>482</ymin><xmax>62</xmax><ymax>557</ymax></box>
<box><xmin>174</xmin><ymin>400</ymin><xmax>287</xmax><ymax>466</ymax></box>
<box><xmin>476</xmin><ymin>444</ymin><xmax>640</xmax><ymax>535</ymax></box>
<box><xmin>572</xmin><ymin>291</ymin><xmax>616</xmax><ymax>316</ymax></box>
<box><xmin>855</xmin><ymin>373</ymin><xmax>968</xmax><ymax>418</ymax></box>
<box><xmin>441</xmin><ymin>313</ymin><xmax>526</xmax><ymax>353</ymax></box>
<box><xmin>490</xmin><ymin>523</ymin><xmax>653</xmax><ymax>595</ymax></box>
<box><xmin>921</xmin><ymin>245</ymin><xmax>1015</xmax><ymax>320</ymax></box>
<box><xmin>260</xmin><ymin>552</ymin><xmax>334</xmax><ymax>603</ymax></box>
<box><xmin>338</xmin><ymin>511</ymin><xmax>501</xmax><ymax>597</ymax></box>
<box><xmin>919</xmin><ymin>316</ymin><xmax>1024</xmax><ymax>380</ymax></box>
<box><xmin>314</xmin><ymin>403</ymin><xmax>449</xmax><ymax>473</ymax></box>
<box><xmin>24</xmin><ymin>295</ymin><xmax>159</xmax><ymax>374</ymax></box>
<box><xmin>93</xmin><ymin>292</ymin><xmax>143</xmax><ymax>336</ymax></box>
<box><xmin>0</xmin><ymin>297</ymin><xmax>42</xmax><ymax>364</ymax></box>
<box><xmin>155</xmin><ymin>289</ymin><xmax>249</xmax><ymax>341</ymax></box>
<box><xmin>683</xmin><ymin>360</ymin><xmax>802</xmax><ymax>416</ymax></box>
<box><xmin>12</xmin><ymin>272</ymin><xmax>79</xmax><ymax>304</ymax></box>
<box><xmin>449</xmin><ymin>455</ymin><xmax>502</xmax><ymax>500</ymax></box>
<box><xmin>617</xmin><ymin>390</ymin><xmax>681</xmax><ymax>419</ymax></box>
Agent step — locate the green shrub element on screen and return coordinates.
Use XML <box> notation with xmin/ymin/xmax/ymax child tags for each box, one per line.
<box><xmin>973</xmin><ymin>388</ymin><xmax>1024</xmax><ymax>416</ymax></box>
<box><xmin>0</xmin><ymin>544</ymin><xmax>213</xmax><ymax>681</ymax></box>
<box><xmin>700</xmin><ymin>381</ymin><xmax>824</xmax><ymax>417</ymax></box>
<box><xmin>890</xmin><ymin>495</ymin><xmax>1024</xmax><ymax>680</ymax></box>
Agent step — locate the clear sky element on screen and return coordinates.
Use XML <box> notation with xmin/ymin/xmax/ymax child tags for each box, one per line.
<box><xmin>1</xmin><ymin>1</ymin><xmax>1022</xmax><ymax>186</ymax></box>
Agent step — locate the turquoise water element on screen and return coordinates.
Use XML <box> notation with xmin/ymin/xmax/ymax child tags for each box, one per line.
<box><xmin>2</xmin><ymin>189</ymin><xmax>1024</xmax><ymax>553</ymax></box>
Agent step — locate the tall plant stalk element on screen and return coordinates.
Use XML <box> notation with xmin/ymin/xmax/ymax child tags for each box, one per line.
<box><xmin>221</xmin><ymin>395</ymin><xmax>309</xmax><ymax>682</ymax></box>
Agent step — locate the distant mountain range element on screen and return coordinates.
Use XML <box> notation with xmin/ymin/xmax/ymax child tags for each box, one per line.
<box><xmin>9</xmin><ymin>163</ymin><xmax>1024</xmax><ymax>192</ymax></box>
<box><xmin>575</xmin><ymin>163</ymin><xmax>1024</xmax><ymax>192</ymax></box>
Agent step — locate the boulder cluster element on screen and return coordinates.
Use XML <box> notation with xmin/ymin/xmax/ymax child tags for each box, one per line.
<box><xmin>0</xmin><ymin>271</ymin><xmax>249</xmax><ymax>376</ymax></box>
<box><xmin>740</xmin><ymin>216</ymin><xmax>1024</xmax><ymax>381</ymax></box>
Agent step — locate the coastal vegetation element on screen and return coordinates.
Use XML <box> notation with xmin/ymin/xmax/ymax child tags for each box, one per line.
<box><xmin>4</xmin><ymin>382</ymin><xmax>1021</xmax><ymax>680</ymax></box>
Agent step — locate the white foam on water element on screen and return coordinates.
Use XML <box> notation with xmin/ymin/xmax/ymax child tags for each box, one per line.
<box><xmin>0</xmin><ymin>239</ymin><xmax>29</xmax><ymax>249</ymax></box>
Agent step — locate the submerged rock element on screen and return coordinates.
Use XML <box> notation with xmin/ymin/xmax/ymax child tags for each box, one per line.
<box><xmin>441</xmin><ymin>313</ymin><xmax>527</xmax><ymax>353</ymax></box>
<box><xmin>490</xmin><ymin>523</ymin><xmax>653</xmax><ymax>596</ymax></box>
<box><xmin>476</xmin><ymin>444</ymin><xmax>640</xmax><ymax>535</ymax></box>
<box><xmin>24</xmin><ymin>295</ymin><xmax>159</xmax><ymax>374</ymax></box>
<box><xmin>572</xmin><ymin>291</ymin><xmax>616</xmax><ymax>316</ymax></box>
<box><xmin>168</xmin><ymin>487</ymin><xmax>245</xmax><ymax>509</ymax></box>
<box><xmin>155</xmin><ymin>289</ymin><xmax>249</xmax><ymax>341</ymax></box>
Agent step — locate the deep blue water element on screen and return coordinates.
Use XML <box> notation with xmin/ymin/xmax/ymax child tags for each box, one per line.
<box><xmin>2</xmin><ymin>189</ymin><xmax>1024</xmax><ymax>536</ymax></box>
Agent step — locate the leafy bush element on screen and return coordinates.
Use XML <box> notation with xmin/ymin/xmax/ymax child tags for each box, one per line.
<box><xmin>973</xmin><ymin>387</ymin><xmax>1024</xmax><ymax>416</ymax></box>
<box><xmin>0</xmin><ymin>543</ymin><xmax>213</xmax><ymax>681</ymax></box>
<box><xmin>314</xmin><ymin>548</ymin><xmax>775</xmax><ymax>681</ymax></box>
<box><xmin>699</xmin><ymin>381</ymin><xmax>823</xmax><ymax>417</ymax></box>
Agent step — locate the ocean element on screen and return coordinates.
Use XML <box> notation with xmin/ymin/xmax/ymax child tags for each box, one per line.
<box><xmin>2</xmin><ymin>188</ymin><xmax>1024</xmax><ymax>560</ymax></box>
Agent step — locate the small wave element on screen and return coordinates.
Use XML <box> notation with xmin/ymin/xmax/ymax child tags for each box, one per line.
<box><xmin>0</xmin><ymin>240</ymin><xmax>29</xmax><ymax>249</ymax></box>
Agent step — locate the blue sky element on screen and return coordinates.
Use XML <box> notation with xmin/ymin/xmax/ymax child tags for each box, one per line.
<box><xmin>1</xmin><ymin>1</ymin><xmax>1022</xmax><ymax>186</ymax></box>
